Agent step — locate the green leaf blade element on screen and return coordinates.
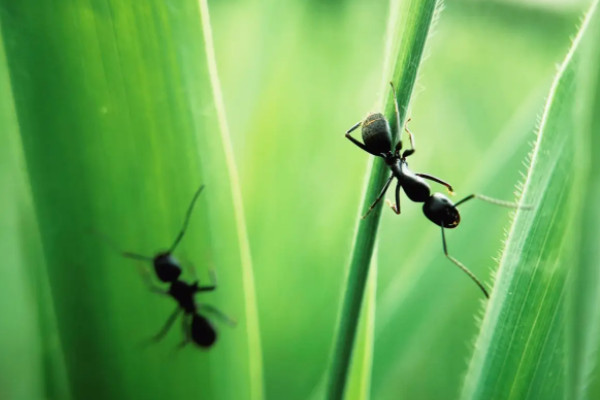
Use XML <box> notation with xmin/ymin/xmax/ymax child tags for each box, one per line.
<box><xmin>0</xmin><ymin>2</ymin><xmax>261</xmax><ymax>399</ymax></box>
<box><xmin>461</xmin><ymin>2</ymin><xmax>599</xmax><ymax>399</ymax></box>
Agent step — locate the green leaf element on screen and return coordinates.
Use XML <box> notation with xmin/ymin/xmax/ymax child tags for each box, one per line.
<box><xmin>460</xmin><ymin>2</ymin><xmax>598</xmax><ymax>399</ymax></box>
<box><xmin>0</xmin><ymin>2</ymin><xmax>261</xmax><ymax>399</ymax></box>
<box><xmin>0</xmin><ymin>30</ymin><xmax>71</xmax><ymax>400</ymax></box>
<box><xmin>572</xmin><ymin>5</ymin><xmax>600</xmax><ymax>399</ymax></box>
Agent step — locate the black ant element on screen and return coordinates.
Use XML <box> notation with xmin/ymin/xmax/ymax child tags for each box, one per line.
<box><xmin>345</xmin><ymin>83</ymin><xmax>526</xmax><ymax>298</ymax></box>
<box><xmin>96</xmin><ymin>184</ymin><xmax>234</xmax><ymax>348</ymax></box>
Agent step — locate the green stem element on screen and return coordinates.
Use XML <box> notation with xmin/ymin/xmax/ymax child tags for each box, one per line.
<box><xmin>326</xmin><ymin>1</ymin><xmax>439</xmax><ymax>399</ymax></box>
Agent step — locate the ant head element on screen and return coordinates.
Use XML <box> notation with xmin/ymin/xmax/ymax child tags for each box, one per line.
<box><xmin>423</xmin><ymin>193</ymin><xmax>460</xmax><ymax>228</ymax></box>
<box><xmin>153</xmin><ymin>252</ymin><xmax>182</xmax><ymax>283</ymax></box>
<box><xmin>191</xmin><ymin>313</ymin><xmax>217</xmax><ymax>348</ymax></box>
<box><xmin>361</xmin><ymin>113</ymin><xmax>392</xmax><ymax>155</ymax></box>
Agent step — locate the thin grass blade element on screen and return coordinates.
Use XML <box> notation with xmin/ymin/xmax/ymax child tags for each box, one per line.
<box><xmin>326</xmin><ymin>1</ymin><xmax>440</xmax><ymax>398</ymax></box>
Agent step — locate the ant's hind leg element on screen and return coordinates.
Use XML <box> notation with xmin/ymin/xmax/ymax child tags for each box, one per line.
<box><xmin>177</xmin><ymin>315</ymin><xmax>192</xmax><ymax>348</ymax></box>
<box><xmin>440</xmin><ymin>225</ymin><xmax>489</xmax><ymax>298</ymax></box>
<box><xmin>199</xmin><ymin>304</ymin><xmax>237</xmax><ymax>327</ymax></box>
<box><xmin>150</xmin><ymin>307</ymin><xmax>182</xmax><ymax>343</ymax></box>
<box><xmin>362</xmin><ymin>175</ymin><xmax>394</xmax><ymax>219</ymax></box>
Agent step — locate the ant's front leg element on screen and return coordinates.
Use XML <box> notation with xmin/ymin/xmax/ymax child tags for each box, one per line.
<box><xmin>402</xmin><ymin>118</ymin><xmax>416</xmax><ymax>158</ymax></box>
<box><xmin>345</xmin><ymin>122</ymin><xmax>380</xmax><ymax>156</ymax></box>
<box><xmin>137</xmin><ymin>265</ymin><xmax>168</xmax><ymax>295</ymax></box>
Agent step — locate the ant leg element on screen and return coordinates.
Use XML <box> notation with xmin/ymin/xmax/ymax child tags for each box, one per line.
<box><xmin>347</xmin><ymin>120</ymin><xmax>362</xmax><ymax>134</ymax></box>
<box><xmin>177</xmin><ymin>314</ymin><xmax>192</xmax><ymax>348</ymax></box>
<box><xmin>180</xmin><ymin>257</ymin><xmax>200</xmax><ymax>281</ymax></box>
<box><xmin>454</xmin><ymin>194</ymin><xmax>531</xmax><ymax>209</ymax></box>
<box><xmin>167</xmin><ymin>184</ymin><xmax>206</xmax><ymax>254</ymax></box>
<box><xmin>198</xmin><ymin>304</ymin><xmax>237</xmax><ymax>327</ymax></box>
<box><xmin>415</xmin><ymin>173</ymin><xmax>454</xmax><ymax>194</ymax></box>
<box><xmin>345</xmin><ymin>123</ymin><xmax>380</xmax><ymax>156</ymax></box>
<box><xmin>362</xmin><ymin>175</ymin><xmax>394</xmax><ymax>219</ymax></box>
<box><xmin>89</xmin><ymin>229</ymin><xmax>153</xmax><ymax>261</ymax></box>
<box><xmin>386</xmin><ymin>182</ymin><xmax>402</xmax><ymax>214</ymax></box>
<box><xmin>440</xmin><ymin>225</ymin><xmax>489</xmax><ymax>298</ymax></box>
<box><xmin>150</xmin><ymin>307</ymin><xmax>182</xmax><ymax>342</ymax></box>
<box><xmin>197</xmin><ymin>269</ymin><xmax>218</xmax><ymax>291</ymax></box>
<box><xmin>402</xmin><ymin>118</ymin><xmax>416</xmax><ymax>158</ymax></box>
<box><xmin>137</xmin><ymin>265</ymin><xmax>168</xmax><ymax>295</ymax></box>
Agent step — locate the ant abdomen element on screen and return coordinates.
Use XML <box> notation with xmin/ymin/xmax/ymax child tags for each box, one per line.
<box><xmin>423</xmin><ymin>193</ymin><xmax>460</xmax><ymax>228</ymax></box>
<box><xmin>362</xmin><ymin>113</ymin><xmax>392</xmax><ymax>154</ymax></box>
<box><xmin>191</xmin><ymin>314</ymin><xmax>217</xmax><ymax>348</ymax></box>
<box><xmin>153</xmin><ymin>253</ymin><xmax>182</xmax><ymax>283</ymax></box>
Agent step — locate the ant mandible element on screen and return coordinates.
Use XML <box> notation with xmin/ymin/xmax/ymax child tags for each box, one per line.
<box><xmin>97</xmin><ymin>184</ymin><xmax>234</xmax><ymax>348</ymax></box>
<box><xmin>345</xmin><ymin>82</ymin><xmax>525</xmax><ymax>298</ymax></box>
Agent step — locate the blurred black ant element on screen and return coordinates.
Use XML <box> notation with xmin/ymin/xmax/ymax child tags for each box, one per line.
<box><xmin>96</xmin><ymin>184</ymin><xmax>234</xmax><ymax>348</ymax></box>
<box><xmin>345</xmin><ymin>83</ymin><xmax>527</xmax><ymax>298</ymax></box>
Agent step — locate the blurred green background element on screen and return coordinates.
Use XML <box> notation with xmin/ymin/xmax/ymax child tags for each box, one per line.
<box><xmin>0</xmin><ymin>0</ymin><xmax>594</xmax><ymax>399</ymax></box>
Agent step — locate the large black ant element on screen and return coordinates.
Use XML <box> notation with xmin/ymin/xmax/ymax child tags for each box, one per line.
<box><xmin>96</xmin><ymin>184</ymin><xmax>234</xmax><ymax>348</ymax></box>
<box><xmin>345</xmin><ymin>83</ymin><xmax>526</xmax><ymax>298</ymax></box>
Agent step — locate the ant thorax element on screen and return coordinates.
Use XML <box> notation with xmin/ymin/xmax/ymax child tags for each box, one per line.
<box><xmin>169</xmin><ymin>280</ymin><xmax>198</xmax><ymax>314</ymax></box>
<box><xmin>387</xmin><ymin>156</ymin><xmax>405</xmax><ymax>177</ymax></box>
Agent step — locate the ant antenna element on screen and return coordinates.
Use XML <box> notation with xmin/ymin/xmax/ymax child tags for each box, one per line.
<box><xmin>454</xmin><ymin>194</ymin><xmax>531</xmax><ymax>209</ymax></box>
<box><xmin>403</xmin><ymin>118</ymin><xmax>416</xmax><ymax>157</ymax></box>
<box><xmin>441</xmin><ymin>225</ymin><xmax>489</xmax><ymax>298</ymax></box>
<box><xmin>389</xmin><ymin>82</ymin><xmax>401</xmax><ymax>139</ymax></box>
<box><xmin>388</xmin><ymin>82</ymin><xmax>416</xmax><ymax>158</ymax></box>
<box><xmin>167</xmin><ymin>184</ymin><xmax>205</xmax><ymax>254</ymax></box>
<box><xmin>90</xmin><ymin>229</ymin><xmax>153</xmax><ymax>261</ymax></box>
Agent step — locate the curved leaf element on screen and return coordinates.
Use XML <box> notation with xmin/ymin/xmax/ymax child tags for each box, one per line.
<box><xmin>461</xmin><ymin>2</ymin><xmax>598</xmax><ymax>399</ymax></box>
